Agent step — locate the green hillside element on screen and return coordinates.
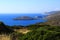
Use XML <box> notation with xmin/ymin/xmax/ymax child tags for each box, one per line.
<box><xmin>18</xmin><ymin>25</ymin><xmax>60</xmax><ymax>40</ymax></box>
<box><xmin>0</xmin><ymin>22</ymin><xmax>14</xmax><ymax>34</ymax></box>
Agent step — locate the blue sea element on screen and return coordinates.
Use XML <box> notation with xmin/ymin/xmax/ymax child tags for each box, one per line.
<box><xmin>0</xmin><ymin>13</ymin><xmax>46</xmax><ymax>26</ymax></box>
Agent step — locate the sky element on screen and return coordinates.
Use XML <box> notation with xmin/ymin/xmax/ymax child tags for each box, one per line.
<box><xmin>0</xmin><ymin>0</ymin><xmax>60</xmax><ymax>14</ymax></box>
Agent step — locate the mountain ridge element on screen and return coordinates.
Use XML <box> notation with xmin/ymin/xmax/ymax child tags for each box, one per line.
<box><xmin>44</xmin><ymin>11</ymin><xmax>60</xmax><ymax>26</ymax></box>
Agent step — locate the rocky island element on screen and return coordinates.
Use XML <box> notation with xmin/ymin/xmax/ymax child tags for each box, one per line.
<box><xmin>13</xmin><ymin>16</ymin><xmax>41</xmax><ymax>20</ymax></box>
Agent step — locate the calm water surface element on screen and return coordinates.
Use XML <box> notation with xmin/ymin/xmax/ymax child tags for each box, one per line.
<box><xmin>0</xmin><ymin>13</ymin><xmax>46</xmax><ymax>26</ymax></box>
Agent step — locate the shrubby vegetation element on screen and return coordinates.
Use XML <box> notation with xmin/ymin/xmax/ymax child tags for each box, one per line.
<box><xmin>0</xmin><ymin>21</ymin><xmax>60</xmax><ymax>40</ymax></box>
<box><xmin>17</xmin><ymin>24</ymin><xmax>60</xmax><ymax>40</ymax></box>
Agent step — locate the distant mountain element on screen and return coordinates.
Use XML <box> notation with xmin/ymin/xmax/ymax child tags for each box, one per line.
<box><xmin>45</xmin><ymin>11</ymin><xmax>60</xmax><ymax>15</ymax></box>
<box><xmin>44</xmin><ymin>11</ymin><xmax>60</xmax><ymax>26</ymax></box>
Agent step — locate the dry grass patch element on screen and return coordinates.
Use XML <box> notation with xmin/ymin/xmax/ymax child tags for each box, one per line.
<box><xmin>0</xmin><ymin>34</ymin><xmax>11</xmax><ymax>40</ymax></box>
<box><xmin>14</xmin><ymin>28</ymin><xmax>31</xmax><ymax>34</ymax></box>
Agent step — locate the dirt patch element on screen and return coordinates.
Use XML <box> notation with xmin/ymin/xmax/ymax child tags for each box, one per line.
<box><xmin>14</xmin><ymin>28</ymin><xmax>31</xmax><ymax>34</ymax></box>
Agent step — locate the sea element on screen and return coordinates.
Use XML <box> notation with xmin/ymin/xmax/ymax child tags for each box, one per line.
<box><xmin>0</xmin><ymin>13</ymin><xmax>46</xmax><ymax>26</ymax></box>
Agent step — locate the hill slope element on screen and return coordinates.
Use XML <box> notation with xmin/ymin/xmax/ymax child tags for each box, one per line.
<box><xmin>0</xmin><ymin>22</ymin><xmax>14</xmax><ymax>34</ymax></box>
<box><xmin>45</xmin><ymin>11</ymin><xmax>60</xmax><ymax>26</ymax></box>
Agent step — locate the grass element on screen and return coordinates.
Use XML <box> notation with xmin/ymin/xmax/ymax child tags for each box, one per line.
<box><xmin>0</xmin><ymin>34</ymin><xmax>11</xmax><ymax>40</ymax></box>
<box><xmin>14</xmin><ymin>28</ymin><xmax>31</xmax><ymax>34</ymax></box>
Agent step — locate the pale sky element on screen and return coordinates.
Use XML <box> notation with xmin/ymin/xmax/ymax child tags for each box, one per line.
<box><xmin>0</xmin><ymin>0</ymin><xmax>60</xmax><ymax>14</ymax></box>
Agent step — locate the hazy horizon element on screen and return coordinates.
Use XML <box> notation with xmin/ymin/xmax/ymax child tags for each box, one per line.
<box><xmin>0</xmin><ymin>0</ymin><xmax>60</xmax><ymax>14</ymax></box>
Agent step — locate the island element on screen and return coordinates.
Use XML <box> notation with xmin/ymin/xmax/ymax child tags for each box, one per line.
<box><xmin>13</xmin><ymin>16</ymin><xmax>41</xmax><ymax>20</ymax></box>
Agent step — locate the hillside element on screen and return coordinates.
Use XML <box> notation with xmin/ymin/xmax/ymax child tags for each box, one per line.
<box><xmin>0</xmin><ymin>22</ymin><xmax>14</xmax><ymax>34</ymax></box>
<box><xmin>0</xmin><ymin>21</ymin><xmax>60</xmax><ymax>40</ymax></box>
<box><xmin>18</xmin><ymin>24</ymin><xmax>60</xmax><ymax>40</ymax></box>
<box><xmin>45</xmin><ymin>11</ymin><xmax>60</xmax><ymax>26</ymax></box>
